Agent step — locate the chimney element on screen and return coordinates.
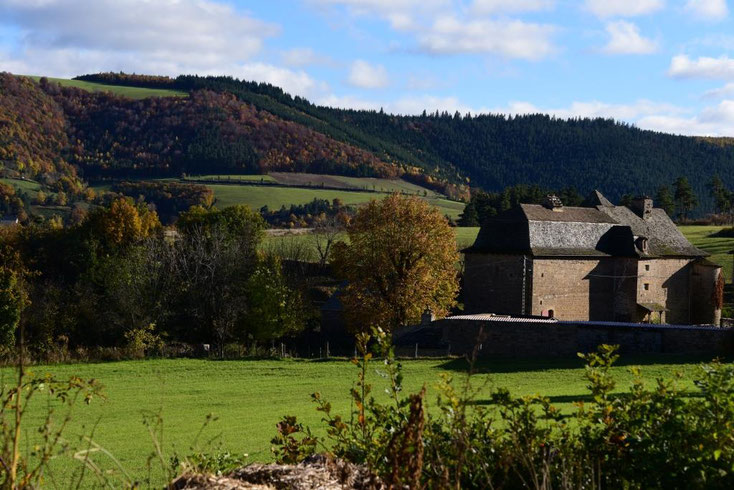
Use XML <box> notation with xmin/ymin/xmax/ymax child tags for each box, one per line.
<box><xmin>630</xmin><ymin>196</ymin><xmax>653</xmax><ymax>220</ymax></box>
<box><xmin>543</xmin><ymin>194</ymin><xmax>564</xmax><ymax>212</ymax></box>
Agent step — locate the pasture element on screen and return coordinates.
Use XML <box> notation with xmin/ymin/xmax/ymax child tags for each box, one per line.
<box><xmin>207</xmin><ymin>182</ymin><xmax>465</xmax><ymax>219</ymax></box>
<box><xmin>25</xmin><ymin>75</ymin><xmax>187</xmax><ymax>99</ymax></box>
<box><xmin>679</xmin><ymin>225</ymin><xmax>734</xmax><ymax>281</ymax></box>
<box><xmin>10</xmin><ymin>354</ymin><xmax>722</xmax><ymax>488</ymax></box>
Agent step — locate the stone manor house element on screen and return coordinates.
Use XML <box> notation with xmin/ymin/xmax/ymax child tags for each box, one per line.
<box><xmin>463</xmin><ymin>192</ymin><xmax>723</xmax><ymax>325</ymax></box>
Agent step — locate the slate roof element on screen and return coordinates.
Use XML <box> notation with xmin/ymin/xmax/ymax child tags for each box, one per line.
<box><xmin>466</xmin><ymin>191</ymin><xmax>708</xmax><ymax>258</ymax></box>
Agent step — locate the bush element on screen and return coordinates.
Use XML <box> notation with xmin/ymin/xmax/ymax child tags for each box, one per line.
<box><xmin>273</xmin><ymin>337</ymin><xmax>734</xmax><ymax>488</ymax></box>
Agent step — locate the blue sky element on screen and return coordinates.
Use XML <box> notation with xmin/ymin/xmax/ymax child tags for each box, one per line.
<box><xmin>2</xmin><ymin>1</ymin><xmax>734</xmax><ymax>135</ymax></box>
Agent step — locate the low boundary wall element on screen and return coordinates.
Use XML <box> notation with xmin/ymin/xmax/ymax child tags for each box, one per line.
<box><xmin>438</xmin><ymin>316</ymin><xmax>734</xmax><ymax>358</ymax></box>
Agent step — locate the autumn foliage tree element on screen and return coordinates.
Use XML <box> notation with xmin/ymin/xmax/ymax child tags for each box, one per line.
<box><xmin>332</xmin><ymin>194</ymin><xmax>459</xmax><ymax>333</ymax></box>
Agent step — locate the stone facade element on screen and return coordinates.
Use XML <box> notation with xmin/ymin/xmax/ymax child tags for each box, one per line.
<box><xmin>463</xmin><ymin>192</ymin><xmax>723</xmax><ymax>325</ymax></box>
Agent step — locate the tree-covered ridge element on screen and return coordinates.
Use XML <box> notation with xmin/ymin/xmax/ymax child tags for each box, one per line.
<box><xmin>49</xmin><ymin>84</ymin><xmax>400</xmax><ymax>179</ymax></box>
<box><xmin>0</xmin><ymin>74</ymin><xmax>81</xmax><ymax>194</ymax></box>
<box><xmin>76</xmin><ymin>72</ymin><xmax>734</xmax><ymax>207</ymax></box>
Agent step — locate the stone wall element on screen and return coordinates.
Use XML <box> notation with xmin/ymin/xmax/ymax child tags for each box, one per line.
<box><xmin>636</xmin><ymin>258</ymin><xmax>692</xmax><ymax>324</ymax></box>
<box><xmin>531</xmin><ymin>257</ymin><xmax>638</xmax><ymax>321</ymax></box>
<box><xmin>439</xmin><ymin>317</ymin><xmax>734</xmax><ymax>358</ymax></box>
<box><xmin>463</xmin><ymin>253</ymin><xmax>529</xmax><ymax>315</ymax></box>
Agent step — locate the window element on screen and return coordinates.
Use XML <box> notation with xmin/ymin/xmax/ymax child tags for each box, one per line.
<box><xmin>644</xmin><ymin>283</ymin><xmax>650</xmax><ymax>291</ymax></box>
<box><xmin>645</xmin><ymin>264</ymin><xmax>650</xmax><ymax>271</ymax></box>
<box><xmin>548</xmin><ymin>309</ymin><xmax>555</xmax><ymax>318</ymax></box>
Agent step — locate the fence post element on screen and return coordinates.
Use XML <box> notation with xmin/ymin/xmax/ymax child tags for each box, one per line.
<box><xmin>326</xmin><ymin>341</ymin><xmax>330</xmax><ymax>358</ymax></box>
<box><xmin>414</xmin><ymin>343</ymin><xmax>418</xmax><ymax>359</ymax></box>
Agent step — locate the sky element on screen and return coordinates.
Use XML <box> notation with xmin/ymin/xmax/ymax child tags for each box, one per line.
<box><xmin>2</xmin><ymin>0</ymin><xmax>734</xmax><ymax>136</ymax></box>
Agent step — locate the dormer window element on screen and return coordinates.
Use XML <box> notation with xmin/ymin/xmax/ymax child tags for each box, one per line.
<box><xmin>635</xmin><ymin>236</ymin><xmax>649</xmax><ymax>254</ymax></box>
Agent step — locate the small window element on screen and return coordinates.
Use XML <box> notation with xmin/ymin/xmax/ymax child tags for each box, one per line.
<box><xmin>548</xmin><ymin>309</ymin><xmax>555</xmax><ymax>318</ymax></box>
<box><xmin>540</xmin><ymin>300</ymin><xmax>543</xmax><ymax>305</ymax></box>
<box><xmin>541</xmin><ymin>273</ymin><xmax>545</xmax><ymax>277</ymax></box>
<box><xmin>645</xmin><ymin>264</ymin><xmax>650</xmax><ymax>271</ymax></box>
<box><xmin>644</xmin><ymin>283</ymin><xmax>650</xmax><ymax>291</ymax></box>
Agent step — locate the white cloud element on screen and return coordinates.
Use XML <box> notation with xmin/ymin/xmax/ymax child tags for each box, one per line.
<box><xmin>311</xmin><ymin>0</ymin><xmax>558</xmax><ymax>60</ymax></box>
<box><xmin>685</xmin><ymin>0</ymin><xmax>728</xmax><ymax>20</ymax></box>
<box><xmin>318</xmin><ymin>91</ymin><xmax>734</xmax><ymax>136</ymax></box>
<box><xmin>0</xmin><ymin>0</ymin><xmax>279</xmax><ymax>78</ymax></box>
<box><xmin>317</xmin><ymin>92</ymin><xmax>486</xmax><ymax>114</ymax></box>
<box><xmin>419</xmin><ymin>16</ymin><xmax>556</xmax><ymax>60</ymax></box>
<box><xmin>637</xmin><ymin>100</ymin><xmax>734</xmax><ymax>135</ymax></box>
<box><xmin>668</xmin><ymin>54</ymin><xmax>734</xmax><ymax>79</ymax></box>
<box><xmin>470</xmin><ymin>0</ymin><xmax>554</xmax><ymax>15</ymax></box>
<box><xmin>281</xmin><ymin>48</ymin><xmax>335</xmax><ymax>67</ymax></box>
<box><xmin>584</xmin><ymin>0</ymin><xmax>665</xmax><ymax>18</ymax></box>
<box><xmin>496</xmin><ymin>97</ymin><xmax>734</xmax><ymax>136</ymax></box>
<box><xmin>310</xmin><ymin>0</ymin><xmax>449</xmax><ymax>29</ymax></box>
<box><xmin>703</xmin><ymin>82</ymin><xmax>734</xmax><ymax>98</ymax></box>
<box><xmin>232</xmin><ymin>63</ymin><xmax>329</xmax><ymax>98</ymax></box>
<box><xmin>347</xmin><ymin>60</ymin><xmax>389</xmax><ymax>88</ymax></box>
<box><xmin>497</xmin><ymin>99</ymin><xmax>684</xmax><ymax>121</ymax></box>
<box><xmin>602</xmin><ymin>21</ymin><xmax>658</xmax><ymax>54</ymax></box>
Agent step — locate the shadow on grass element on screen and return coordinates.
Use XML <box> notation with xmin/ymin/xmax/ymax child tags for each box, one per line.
<box><xmin>469</xmin><ymin>390</ymin><xmax>705</xmax><ymax>407</ymax></box>
<box><xmin>434</xmin><ymin>353</ymin><xmax>733</xmax><ymax>375</ymax></box>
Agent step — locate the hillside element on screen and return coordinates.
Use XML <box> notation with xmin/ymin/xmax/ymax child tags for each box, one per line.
<box><xmin>5</xmin><ymin>72</ymin><xmax>734</xmax><ymax>215</ymax></box>
<box><xmin>0</xmin><ymin>75</ymin><xmax>81</xmax><ymax>193</ymax></box>
<box><xmin>73</xmin><ymin>72</ymin><xmax>734</xmax><ymax>207</ymax></box>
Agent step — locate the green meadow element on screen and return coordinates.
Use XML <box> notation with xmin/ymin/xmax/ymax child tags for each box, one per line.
<box><xmin>25</xmin><ymin>75</ymin><xmax>187</xmax><ymax>99</ymax></box>
<box><xmin>208</xmin><ymin>183</ymin><xmax>465</xmax><ymax>219</ymax></box>
<box><xmin>679</xmin><ymin>225</ymin><xmax>734</xmax><ymax>281</ymax></box>
<box><xmin>9</xmin><ymin>355</ymin><xmax>723</xmax><ymax>488</ymax></box>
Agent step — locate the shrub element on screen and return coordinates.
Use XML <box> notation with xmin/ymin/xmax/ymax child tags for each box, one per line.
<box><xmin>124</xmin><ymin>324</ymin><xmax>165</xmax><ymax>359</ymax></box>
<box><xmin>273</xmin><ymin>337</ymin><xmax>734</xmax><ymax>488</ymax></box>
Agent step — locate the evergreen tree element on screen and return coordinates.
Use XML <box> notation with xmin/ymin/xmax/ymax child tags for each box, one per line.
<box><xmin>655</xmin><ymin>185</ymin><xmax>675</xmax><ymax>217</ymax></box>
<box><xmin>709</xmin><ymin>175</ymin><xmax>731</xmax><ymax>214</ymax></box>
<box><xmin>674</xmin><ymin>176</ymin><xmax>698</xmax><ymax>221</ymax></box>
<box><xmin>457</xmin><ymin>202</ymin><xmax>480</xmax><ymax>227</ymax></box>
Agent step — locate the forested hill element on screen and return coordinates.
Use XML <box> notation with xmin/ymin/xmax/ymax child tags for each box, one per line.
<box><xmin>74</xmin><ymin>73</ymin><xmax>734</xmax><ymax>204</ymax></box>
<box><xmin>4</xmin><ymin>71</ymin><xmax>734</xmax><ymax>206</ymax></box>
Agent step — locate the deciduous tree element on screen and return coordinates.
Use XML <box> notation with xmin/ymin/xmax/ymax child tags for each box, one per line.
<box><xmin>332</xmin><ymin>194</ymin><xmax>459</xmax><ymax>333</ymax></box>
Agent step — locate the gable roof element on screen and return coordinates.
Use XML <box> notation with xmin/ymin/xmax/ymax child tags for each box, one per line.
<box><xmin>466</xmin><ymin>191</ymin><xmax>707</xmax><ymax>258</ymax></box>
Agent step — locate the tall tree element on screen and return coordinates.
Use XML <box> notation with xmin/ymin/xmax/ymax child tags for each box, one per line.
<box><xmin>655</xmin><ymin>185</ymin><xmax>675</xmax><ymax>217</ymax></box>
<box><xmin>332</xmin><ymin>194</ymin><xmax>459</xmax><ymax>333</ymax></box>
<box><xmin>709</xmin><ymin>175</ymin><xmax>732</xmax><ymax>216</ymax></box>
<box><xmin>674</xmin><ymin>176</ymin><xmax>698</xmax><ymax>221</ymax></box>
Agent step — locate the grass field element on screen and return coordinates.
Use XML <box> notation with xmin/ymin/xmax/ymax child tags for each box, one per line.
<box><xmin>9</xmin><ymin>354</ymin><xmax>724</xmax><ymax>487</ymax></box>
<box><xmin>679</xmin><ymin>225</ymin><xmax>734</xmax><ymax>282</ymax></box>
<box><xmin>208</xmin><ymin>183</ymin><xmax>465</xmax><ymax>219</ymax></box>
<box><xmin>0</xmin><ymin>177</ymin><xmax>41</xmax><ymax>196</ymax></box>
<box><xmin>185</xmin><ymin>174</ymin><xmax>277</xmax><ymax>183</ymax></box>
<box><xmin>25</xmin><ymin>75</ymin><xmax>187</xmax><ymax>99</ymax></box>
<box><xmin>268</xmin><ymin>172</ymin><xmax>441</xmax><ymax>196</ymax></box>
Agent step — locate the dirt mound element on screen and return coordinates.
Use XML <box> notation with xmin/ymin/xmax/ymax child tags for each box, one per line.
<box><xmin>171</xmin><ymin>454</ymin><xmax>382</xmax><ymax>490</ymax></box>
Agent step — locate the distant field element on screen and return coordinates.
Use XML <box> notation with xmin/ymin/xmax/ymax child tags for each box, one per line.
<box><xmin>10</xmin><ymin>355</ymin><xmax>721</xmax><ymax>488</ymax></box>
<box><xmin>0</xmin><ymin>177</ymin><xmax>41</xmax><ymax>195</ymax></box>
<box><xmin>208</xmin><ymin>183</ymin><xmax>464</xmax><ymax>219</ymax></box>
<box><xmin>454</xmin><ymin>226</ymin><xmax>480</xmax><ymax>249</ymax></box>
<box><xmin>185</xmin><ymin>174</ymin><xmax>277</xmax><ymax>183</ymax></box>
<box><xmin>268</xmin><ymin>172</ymin><xmax>441</xmax><ymax>196</ymax></box>
<box><xmin>25</xmin><ymin>75</ymin><xmax>187</xmax><ymax>99</ymax></box>
<box><xmin>679</xmin><ymin>225</ymin><xmax>734</xmax><ymax>282</ymax></box>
